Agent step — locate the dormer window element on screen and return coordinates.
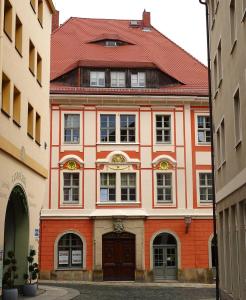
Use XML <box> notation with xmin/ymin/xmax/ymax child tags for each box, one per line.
<box><xmin>105</xmin><ymin>40</ymin><xmax>119</xmax><ymax>47</ymax></box>
<box><xmin>90</xmin><ymin>71</ymin><xmax>105</xmax><ymax>87</ymax></box>
<box><xmin>111</xmin><ymin>72</ymin><xmax>125</xmax><ymax>87</ymax></box>
<box><xmin>131</xmin><ymin>72</ymin><xmax>146</xmax><ymax>88</ymax></box>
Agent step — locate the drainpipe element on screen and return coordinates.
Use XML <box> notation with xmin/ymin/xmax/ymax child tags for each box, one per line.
<box><xmin>198</xmin><ymin>1</ymin><xmax>219</xmax><ymax>299</ymax></box>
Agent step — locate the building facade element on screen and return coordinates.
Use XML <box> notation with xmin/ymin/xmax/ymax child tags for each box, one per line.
<box><xmin>0</xmin><ymin>0</ymin><xmax>55</xmax><ymax>293</ymax></box>
<box><xmin>40</xmin><ymin>11</ymin><xmax>215</xmax><ymax>282</ymax></box>
<box><xmin>207</xmin><ymin>0</ymin><xmax>246</xmax><ymax>299</ymax></box>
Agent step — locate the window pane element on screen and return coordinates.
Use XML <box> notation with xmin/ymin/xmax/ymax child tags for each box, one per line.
<box><xmin>100</xmin><ymin>188</ymin><xmax>108</xmax><ymax>202</ymax></box>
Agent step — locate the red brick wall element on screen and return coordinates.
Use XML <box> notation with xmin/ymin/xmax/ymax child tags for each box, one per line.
<box><xmin>145</xmin><ymin>219</ymin><xmax>213</xmax><ymax>270</ymax></box>
<box><xmin>40</xmin><ymin>219</ymin><xmax>93</xmax><ymax>271</ymax></box>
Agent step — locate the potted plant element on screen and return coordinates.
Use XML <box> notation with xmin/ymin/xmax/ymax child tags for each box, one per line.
<box><xmin>2</xmin><ymin>251</ymin><xmax>18</xmax><ymax>300</ymax></box>
<box><xmin>23</xmin><ymin>249</ymin><xmax>39</xmax><ymax>297</ymax></box>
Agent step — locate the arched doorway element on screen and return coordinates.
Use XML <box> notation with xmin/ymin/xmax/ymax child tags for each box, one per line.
<box><xmin>153</xmin><ymin>232</ymin><xmax>177</xmax><ymax>280</ymax></box>
<box><xmin>3</xmin><ymin>185</ymin><xmax>29</xmax><ymax>285</ymax></box>
<box><xmin>102</xmin><ymin>232</ymin><xmax>135</xmax><ymax>281</ymax></box>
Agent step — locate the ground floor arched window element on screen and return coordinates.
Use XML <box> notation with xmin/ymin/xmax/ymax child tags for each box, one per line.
<box><xmin>58</xmin><ymin>233</ymin><xmax>83</xmax><ymax>268</ymax></box>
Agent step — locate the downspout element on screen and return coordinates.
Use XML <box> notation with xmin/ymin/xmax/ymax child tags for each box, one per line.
<box><xmin>198</xmin><ymin>1</ymin><xmax>219</xmax><ymax>299</ymax></box>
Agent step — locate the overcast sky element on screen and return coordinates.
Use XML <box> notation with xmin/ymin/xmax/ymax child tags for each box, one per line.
<box><xmin>52</xmin><ymin>0</ymin><xmax>207</xmax><ymax>65</ymax></box>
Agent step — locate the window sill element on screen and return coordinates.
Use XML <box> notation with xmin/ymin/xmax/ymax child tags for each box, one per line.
<box><xmin>13</xmin><ymin>119</ymin><xmax>21</xmax><ymax>128</ymax></box>
<box><xmin>27</xmin><ymin>132</ymin><xmax>34</xmax><ymax>140</ymax></box>
<box><xmin>155</xmin><ymin>202</ymin><xmax>175</xmax><ymax>207</ymax></box>
<box><xmin>235</xmin><ymin>139</ymin><xmax>242</xmax><ymax>150</ymax></box>
<box><xmin>62</xmin><ymin>202</ymin><xmax>80</xmax><ymax>205</ymax></box>
<box><xmin>63</xmin><ymin>142</ymin><xmax>81</xmax><ymax>145</ymax></box>
<box><xmin>155</xmin><ymin>142</ymin><xmax>172</xmax><ymax>145</ymax></box>
<box><xmin>230</xmin><ymin>39</ymin><xmax>237</xmax><ymax>55</ymax></box>
<box><xmin>4</xmin><ymin>30</ymin><xmax>12</xmax><ymax>43</ymax></box>
<box><xmin>197</xmin><ymin>142</ymin><xmax>211</xmax><ymax>146</ymax></box>
<box><xmin>198</xmin><ymin>202</ymin><xmax>213</xmax><ymax>207</ymax></box>
<box><xmin>1</xmin><ymin>108</ymin><xmax>11</xmax><ymax>118</ymax></box>
<box><xmin>56</xmin><ymin>268</ymin><xmax>84</xmax><ymax>271</ymax></box>
<box><xmin>97</xmin><ymin>142</ymin><xmax>139</xmax><ymax>145</ymax></box>
<box><xmin>96</xmin><ymin>201</ymin><xmax>140</xmax><ymax>205</ymax></box>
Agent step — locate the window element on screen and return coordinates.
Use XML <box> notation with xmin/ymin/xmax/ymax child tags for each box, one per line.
<box><xmin>100</xmin><ymin>173</ymin><xmax>116</xmax><ymax>202</ymax></box>
<box><xmin>100</xmin><ymin>115</ymin><xmax>116</xmax><ymax>142</ymax></box>
<box><xmin>243</xmin><ymin>0</ymin><xmax>246</xmax><ymax>20</ymax></box>
<box><xmin>105</xmin><ymin>40</ymin><xmax>118</xmax><ymax>47</ymax></box>
<box><xmin>35</xmin><ymin>113</ymin><xmax>41</xmax><ymax>145</ymax></box>
<box><xmin>38</xmin><ymin>0</ymin><xmax>43</xmax><ymax>26</ymax></box>
<box><xmin>156</xmin><ymin>173</ymin><xmax>172</xmax><ymax>203</ymax></box>
<box><xmin>121</xmin><ymin>173</ymin><xmax>136</xmax><ymax>201</ymax></box>
<box><xmin>216</xmin><ymin>127</ymin><xmax>221</xmax><ymax>167</ymax></box>
<box><xmin>111</xmin><ymin>72</ymin><xmax>125</xmax><ymax>87</ymax></box>
<box><xmin>156</xmin><ymin>115</ymin><xmax>171</xmax><ymax>143</ymax></box>
<box><xmin>29</xmin><ymin>40</ymin><xmax>35</xmax><ymax>75</ymax></box>
<box><xmin>13</xmin><ymin>86</ymin><xmax>21</xmax><ymax>125</ymax></box>
<box><xmin>220</xmin><ymin>119</ymin><xmax>225</xmax><ymax>163</ymax></box>
<box><xmin>27</xmin><ymin>103</ymin><xmax>34</xmax><ymax>138</ymax></box>
<box><xmin>234</xmin><ymin>89</ymin><xmax>242</xmax><ymax>145</ymax></box>
<box><xmin>64</xmin><ymin>114</ymin><xmax>80</xmax><ymax>143</ymax></box>
<box><xmin>131</xmin><ymin>72</ymin><xmax>146</xmax><ymax>87</ymax></box>
<box><xmin>213</xmin><ymin>56</ymin><xmax>218</xmax><ymax>92</ymax></box>
<box><xmin>37</xmin><ymin>52</ymin><xmax>42</xmax><ymax>85</ymax></box>
<box><xmin>230</xmin><ymin>0</ymin><xmax>236</xmax><ymax>47</ymax></box>
<box><xmin>30</xmin><ymin>0</ymin><xmax>36</xmax><ymax>12</ymax></box>
<box><xmin>218</xmin><ymin>41</ymin><xmax>222</xmax><ymax>84</ymax></box>
<box><xmin>1</xmin><ymin>73</ymin><xmax>11</xmax><ymax>116</ymax></box>
<box><xmin>63</xmin><ymin>173</ymin><xmax>79</xmax><ymax>203</ymax></box>
<box><xmin>199</xmin><ymin>173</ymin><xmax>212</xmax><ymax>203</ymax></box>
<box><xmin>15</xmin><ymin>15</ymin><xmax>22</xmax><ymax>55</ymax></box>
<box><xmin>58</xmin><ymin>233</ymin><xmax>83</xmax><ymax>268</ymax></box>
<box><xmin>120</xmin><ymin>115</ymin><xmax>135</xmax><ymax>142</ymax></box>
<box><xmin>197</xmin><ymin>116</ymin><xmax>211</xmax><ymax>144</ymax></box>
<box><xmin>4</xmin><ymin>0</ymin><xmax>13</xmax><ymax>40</ymax></box>
<box><xmin>90</xmin><ymin>71</ymin><xmax>105</xmax><ymax>87</ymax></box>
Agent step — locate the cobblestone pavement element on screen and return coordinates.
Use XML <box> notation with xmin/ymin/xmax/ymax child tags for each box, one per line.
<box><xmin>44</xmin><ymin>282</ymin><xmax>216</xmax><ymax>300</ymax></box>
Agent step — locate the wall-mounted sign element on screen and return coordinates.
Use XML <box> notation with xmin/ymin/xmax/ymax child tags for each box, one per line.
<box><xmin>72</xmin><ymin>250</ymin><xmax>82</xmax><ymax>264</ymax></box>
<box><xmin>58</xmin><ymin>251</ymin><xmax>69</xmax><ymax>265</ymax></box>
<box><xmin>34</xmin><ymin>228</ymin><xmax>39</xmax><ymax>240</ymax></box>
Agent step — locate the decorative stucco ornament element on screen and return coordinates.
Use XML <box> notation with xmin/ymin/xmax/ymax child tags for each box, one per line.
<box><xmin>65</xmin><ymin>160</ymin><xmax>78</xmax><ymax>170</ymax></box>
<box><xmin>113</xmin><ymin>219</ymin><xmax>125</xmax><ymax>233</ymax></box>
<box><xmin>112</xmin><ymin>154</ymin><xmax>126</xmax><ymax>164</ymax></box>
<box><xmin>159</xmin><ymin>161</ymin><xmax>170</xmax><ymax>170</ymax></box>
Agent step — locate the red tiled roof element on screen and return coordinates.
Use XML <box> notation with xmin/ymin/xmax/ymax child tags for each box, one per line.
<box><xmin>51</xmin><ymin>17</ymin><xmax>208</xmax><ymax>96</ymax></box>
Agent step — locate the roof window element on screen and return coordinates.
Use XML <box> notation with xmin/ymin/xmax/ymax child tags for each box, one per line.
<box><xmin>105</xmin><ymin>40</ymin><xmax>119</xmax><ymax>47</ymax></box>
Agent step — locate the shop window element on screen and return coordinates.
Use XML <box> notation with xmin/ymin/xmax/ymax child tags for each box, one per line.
<box><xmin>1</xmin><ymin>73</ymin><xmax>11</xmax><ymax>116</ymax></box>
<box><xmin>38</xmin><ymin>0</ymin><xmax>43</xmax><ymax>26</ymax></box>
<box><xmin>4</xmin><ymin>0</ymin><xmax>13</xmax><ymax>41</ymax></box>
<box><xmin>13</xmin><ymin>86</ymin><xmax>21</xmax><ymax>125</ymax></box>
<box><xmin>199</xmin><ymin>173</ymin><xmax>213</xmax><ymax>203</ymax></box>
<box><xmin>64</xmin><ymin>114</ymin><xmax>80</xmax><ymax>143</ymax></box>
<box><xmin>63</xmin><ymin>173</ymin><xmax>79</xmax><ymax>203</ymax></box>
<box><xmin>35</xmin><ymin>112</ymin><xmax>41</xmax><ymax>145</ymax></box>
<box><xmin>37</xmin><ymin>52</ymin><xmax>42</xmax><ymax>85</ymax></box>
<box><xmin>15</xmin><ymin>15</ymin><xmax>22</xmax><ymax>55</ymax></box>
<box><xmin>156</xmin><ymin>173</ymin><xmax>172</xmax><ymax>203</ymax></box>
<box><xmin>100</xmin><ymin>114</ymin><xmax>116</xmax><ymax>142</ymax></box>
<box><xmin>156</xmin><ymin>115</ymin><xmax>171</xmax><ymax>143</ymax></box>
<box><xmin>197</xmin><ymin>116</ymin><xmax>211</xmax><ymax>144</ymax></box>
<box><xmin>57</xmin><ymin>233</ymin><xmax>83</xmax><ymax>268</ymax></box>
<box><xmin>29</xmin><ymin>40</ymin><xmax>35</xmax><ymax>75</ymax></box>
<box><xmin>27</xmin><ymin>103</ymin><xmax>34</xmax><ymax>138</ymax></box>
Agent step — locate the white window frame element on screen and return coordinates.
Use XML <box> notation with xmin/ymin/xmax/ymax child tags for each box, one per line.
<box><xmin>100</xmin><ymin>173</ymin><xmax>116</xmax><ymax>202</ymax></box>
<box><xmin>90</xmin><ymin>71</ymin><xmax>105</xmax><ymax>87</ymax></box>
<box><xmin>155</xmin><ymin>114</ymin><xmax>172</xmax><ymax>144</ymax></box>
<box><xmin>131</xmin><ymin>72</ymin><xmax>146</xmax><ymax>88</ymax></box>
<box><xmin>153</xmin><ymin>112</ymin><xmax>174</xmax><ymax>146</ymax></box>
<box><xmin>61</xmin><ymin>112</ymin><xmax>82</xmax><ymax>147</ymax></box>
<box><xmin>154</xmin><ymin>169</ymin><xmax>176</xmax><ymax>207</ymax></box>
<box><xmin>98</xmin><ymin>112</ymin><xmax>138</xmax><ymax>144</ymax></box>
<box><xmin>60</xmin><ymin>169</ymin><xmax>82</xmax><ymax>206</ymax></box>
<box><xmin>63</xmin><ymin>172</ymin><xmax>80</xmax><ymax>203</ymax></box>
<box><xmin>121</xmin><ymin>173</ymin><xmax>137</xmax><ymax>202</ymax></box>
<box><xmin>156</xmin><ymin>172</ymin><xmax>173</xmax><ymax>203</ymax></box>
<box><xmin>98</xmin><ymin>170</ymin><xmax>138</xmax><ymax>204</ymax></box>
<box><xmin>197</xmin><ymin>171</ymin><xmax>213</xmax><ymax>206</ymax></box>
<box><xmin>63</xmin><ymin>113</ymin><xmax>80</xmax><ymax>144</ymax></box>
<box><xmin>195</xmin><ymin>113</ymin><xmax>211</xmax><ymax>145</ymax></box>
<box><xmin>111</xmin><ymin>71</ymin><xmax>126</xmax><ymax>87</ymax></box>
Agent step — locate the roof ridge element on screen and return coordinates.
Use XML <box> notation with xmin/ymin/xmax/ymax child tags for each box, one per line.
<box><xmin>51</xmin><ymin>16</ymin><xmax>74</xmax><ymax>35</ymax></box>
<box><xmin>151</xmin><ymin>25</ymin><xmax>208</xmax><ymax>70</ymax></box>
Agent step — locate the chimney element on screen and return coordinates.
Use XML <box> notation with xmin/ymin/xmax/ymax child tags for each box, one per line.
<box><xmin>52</xmin><ymin>10</ymin><xmax>60</xmax><ymax>32</ymax></box>
<box><xmin>142</xmin><ymin>10</ymin><xmax>151</xmax><ymax>28</ymax></box>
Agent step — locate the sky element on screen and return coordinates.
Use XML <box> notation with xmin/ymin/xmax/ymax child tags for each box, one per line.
<box><xmin>52</xmin><ymin>0</ymin><xmax>208</xmax><ymax>65</ymax></box>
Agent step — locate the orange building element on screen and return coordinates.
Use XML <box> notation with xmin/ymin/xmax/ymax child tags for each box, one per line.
<box><xmin>40</xmin><ymin>11</ymin><xmax>215</xmax><ymax>282</ymax></box>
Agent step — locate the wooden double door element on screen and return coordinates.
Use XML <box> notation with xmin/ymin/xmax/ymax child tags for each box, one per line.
<box><xmin>102</xmin><ymin>232</ymin><xmax>135</xmax><ymax>281</ymax></box>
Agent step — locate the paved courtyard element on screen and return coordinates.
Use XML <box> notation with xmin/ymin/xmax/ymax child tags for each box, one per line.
<box><xmin>44</xmin><ymin>282</ymin><xmax>216</xmax><ymax>300</ymax></box>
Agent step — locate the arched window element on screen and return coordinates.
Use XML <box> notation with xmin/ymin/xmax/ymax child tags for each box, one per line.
<box><xmin>57</xmin><ymin>233</ymin><xmax>83</xmax><ymax>268</ymax></box>
<box><xmin>153</xmin><ymin>233</ymin><xmax>177</xmax><ymax>245</ymax></box>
